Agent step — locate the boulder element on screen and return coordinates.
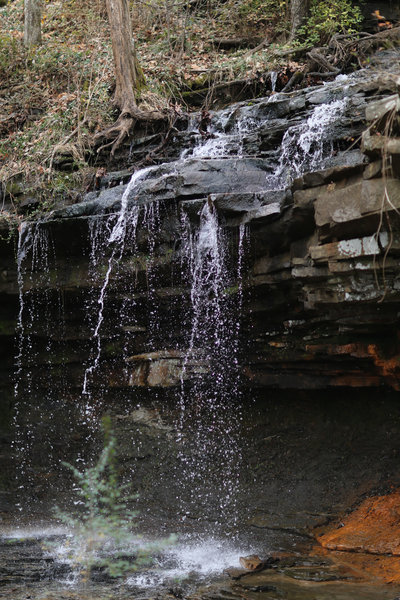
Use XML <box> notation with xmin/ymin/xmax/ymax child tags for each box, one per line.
<box><xmin>314</xmin><ymin>178</ymin><xmax>400</xmax><ymax>238</ymax></box>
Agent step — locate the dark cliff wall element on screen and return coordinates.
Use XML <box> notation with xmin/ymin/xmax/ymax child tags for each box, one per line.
<box><xmin>1</xmin><ymin>55</ymin><xmax>400</xmax><ymax>527</ymax></box>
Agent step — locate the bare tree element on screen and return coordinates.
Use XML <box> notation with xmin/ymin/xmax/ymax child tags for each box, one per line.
<box><xmin>96</xmin><ymin>0</ymin><xmax>165</xmax><ymax>155</ymax></box>
<box><xmin>24</xmin><ymin>0</ymin><xmax>41</xmax><ymax>48</ymax></box>
<box><xmin>106</xmin><ymin>0</ymin><xmax>145</xmax><ymax>115</ymax></box>
<box><xmin>289</xmin><ymin>0</ymin><xmax>310</xmax><ymax>40</ymax></box>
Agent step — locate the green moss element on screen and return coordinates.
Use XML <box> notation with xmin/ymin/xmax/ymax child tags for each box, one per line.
<box><xmin>0</xmin><ymin>319</ymin><xmax>16</xmax><ymax>335</ymax></box>
<box><xmin>223</xmin><ymin>284</ymin><xmax>239</xmax><ymax>296</ymax></box>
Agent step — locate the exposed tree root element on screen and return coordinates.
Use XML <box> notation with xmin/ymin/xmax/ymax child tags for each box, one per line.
<box><xmin>135</xmin><ymin>122</ymin><xmax>180</xmax><ymax>168</ymax></box>
<box><xmin>307</xmin><ymin>47</ymin><xmax>340</xmax><ymax>74</ymax></box>
<box><xmin>94</xmin><ymin>106</ymin><xmax>167</xmax><ymax>156</ymax></box>
<box><xmin>327</xmin><ymin>26</ymin><xmax>400</xmax><ymax>71</ymax></box>
<box><xmin>281</xmin><ymin>70</ymin><xmax>305</xmax><ymax>93</ymax></box>
<box><xmin>274</xmin><ymin>26</ymin><xmax>400</xmax><ymax>94</ymax></box>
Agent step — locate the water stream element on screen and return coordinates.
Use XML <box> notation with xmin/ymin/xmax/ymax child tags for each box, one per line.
<box><xmin>269</xmin><ymin>97</ymin><xmax>347</xmax><ymax>187</ymax></box>
<box><xmin>13</xmin><ymin>222</ymin><xmax>61</xmax><ymax>510</ymax></box>
<box><xmin>177</xmin><ymin>199</ymin><xmax>243</xmax><ymax>528</ymax></box>
<box><xmin>8</xmin><ymin>78</ymin><xmax>354</xmax><ymax>593</ymax></box>
<box><xmin>82</xmin><ymin>166</ymin><xmax>156</xmax><ymax>400</ymax></box>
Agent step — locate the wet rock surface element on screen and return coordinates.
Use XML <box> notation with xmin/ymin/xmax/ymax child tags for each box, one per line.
<box><xmin>2</xmin><ymin>50</ymin><xmax>400</xmax><ymax>600</ymax></box>
<box><xmin>8</xmin><ymin>56</ymin><xmax>399</xmax><ymax>394</ymax></box>
<box><xmin>1</xmin><ymin>532</ymin><xmax>400</xmax><ymax>600</ymax></box>
<box><xmin>318</xmin><ymin>490</ymin><xmax>400</xmax><ymax>557</ymax></box>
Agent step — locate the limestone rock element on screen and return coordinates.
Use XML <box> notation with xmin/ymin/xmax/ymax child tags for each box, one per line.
<box><xmin>239</xmin><ymin>555</ymin><xmax>264</xmax><ymax>571</ymax></box>
<box><xmin>314</xmin><ymin>177</ymin><xmax>400</xmax><ymax>238</ymax></box>
<box><xmin>310</xmin><ymin>234</ymin><xmax>385</xmax><ymax>263</ymax></box>
<box><xmin>365</xmin><ymin>94</ymin><xmax>400</xmax><ymax>124</ymax></box>
<box><xmin>125</xmin><ymin>350</ymin><xmax>208</xmax><ymax>387</ymax></box>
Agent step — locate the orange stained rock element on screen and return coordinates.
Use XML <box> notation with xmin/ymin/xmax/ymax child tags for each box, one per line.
<box><xmin>318</xmin><ymin>490</ymin><xmax>400</xmax><ymax>556</ymax></box>
<box><xmin>304</xmin><ymin>341</ymin><xmax>400</xmax><ymax>389</ymax></box>
<box><xmin>367</xmin><ymin>344</ymin><xmax>400</xmax><ymax>386</ymax></box>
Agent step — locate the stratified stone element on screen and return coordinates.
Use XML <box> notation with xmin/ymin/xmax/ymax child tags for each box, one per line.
<box><xmin>293</xmin><ymin>163</ymin><xmax>364</xmax><ymax>192</ymax></box>
<box><xmin>253</xmin><ymin>252</ymin><xmax>291</xmax><ymax>275</ymax></box>
<box><xmin>125</xmin><ymin>350</ymin><xmax>208</xmax><ymax>387</ymax></box>
<box><xmin>310</xmin><ymin>235</ymin><xmax>384</xmax><ymax>263</ymax></box>
<box><xmin>314</xmin><ymin>178</ymin><xmax>400</xmax><ymax>237</ymax></box>
<box><xmin>363</xmin><ymin>160</ymin><xmax>382</xmax><ymax>180</ymax></box>
<box><xmin>239</xmin><ymin>555</ymin><xmax>264</xmax><ymax>571</ymax></box>
<box><xmin>365</xmin><ymin>94</ymin><xmax>400</xmax><ymax>124</ymax></box>
<box><xmin>318</xmin><ymin>490</ymin><xmax>400</xmax><ymax>556</ymax></box>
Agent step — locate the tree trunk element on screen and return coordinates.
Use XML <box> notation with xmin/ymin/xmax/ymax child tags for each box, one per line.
<box><xmin>105</xmin><ymin>0</ymin><xmax>145</xmax><ymax>114</ymax></box>
<box><xmin>95</xmin><ymin>0</ymin><xmax>165</xmax><ymax>155</ymax></box>
<box><xmin>24</xmin><ymin>0</ymin><xmax>41</xmax><ymax>48</ymax></box>
<box><xmin>289</xmin><ymin>0</ymin><xmax>310</xmax><ymax>41</ymax></box>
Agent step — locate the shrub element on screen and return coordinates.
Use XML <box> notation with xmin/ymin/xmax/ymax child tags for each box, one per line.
<box><xmin>298</xmin><ymin>0</ymin><xmax>363</xmax><ymax>45</ymax></box>
<box><xmin>218</xmin><ymin>0</ymin><xmax>289</xmax><ymax>35</ymax></box>
<box><xmin>0</xmin><ymin>33</ymin><xmax>23</xmax><ymax>79</ymax></box>
<box><xmin>52</xmin><ymin>420</ymin><xmax>175</xmax><ymax>581</ymax></box>
<box><xmin>217</xmin><ymin>0</ymin><xmax>362</xmax><ymax>42</ymax></box>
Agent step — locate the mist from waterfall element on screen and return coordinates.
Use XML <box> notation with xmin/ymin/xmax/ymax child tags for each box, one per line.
<box><xmin>13</xmin><ymin>221</ymin><xmax>66</xmax><ymax>511</ymax></box>
<box><xmin>176</xmin><ymin>200</ymin><xmax>245</xmax><ymax>530</ymax></box>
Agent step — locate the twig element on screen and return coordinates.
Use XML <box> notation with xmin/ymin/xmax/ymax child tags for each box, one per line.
<box><xmin>272</xmin><ymin>44</ymin><xmax>314</xmax><ymax>57</ymax></box>
<box><xmin>47</xmin><ymin>118</ymin><xmax>88</xmax><ymax>176</ymax></box>
<box><xmin>307</xmin><ymin>48</ymin><xmax>340</xmax><ymax>73</ymax></box>
<box><xmin>243</xmin><ymin>37</ymin><xmax>270</xmax><ymax>58</ymax></box>
<box><xmin>307</xmin><ymin>71</ymin><xmax>340</xmax><ymax>78</ymax></box>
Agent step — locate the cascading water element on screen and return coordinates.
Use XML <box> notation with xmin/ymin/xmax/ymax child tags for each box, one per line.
<box><xmin>270</xmin><ymin>71</ymin><xmax>278</xmax><ymax>92</ymax></box>
<box><xmin>13</xmin><ymin>221</ymin><xmax>77</xmax><ymax>512</ymax></box>
<box><xmin>13</xmin><ymin>223</ymin><xmax>36</xmax><ymax>508</ymax></box>
<box><xmin>186</xmin><ymin>108</ymin><xmax>259</xmax><ymax>159</ymax></box>
<box><xmin>8</xmin><ymin>77</ymin><xmax>353</xmax><ymax>591</ymax></box>
<box><xmin>176</xmin><ymin>200</ymin><xmax>243</xmax><ymax>529</ymax></box>
<box><xmin>82</xmin><ymin>166</ymin><xmax>155</xmax><ymax>400</ymax></box>
<box><xmin>269</xmin><ymin>97</ymin><xmax>347</xmax><ymax>188</ymax></box>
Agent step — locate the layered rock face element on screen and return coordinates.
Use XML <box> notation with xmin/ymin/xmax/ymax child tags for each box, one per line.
<box><xmin>35</xmin><ymin>55</ymin><xmax>400</xmax><ymax>393</ymax></box>
<box><xmin>247</xmin><ymin>163</ymin><xmax>400</xmax><ymax>390</ymax></box>
<box><xmin>1</xmin><ymin>51</ymin><xmax>400</xmax><ymax>526</ymax></box>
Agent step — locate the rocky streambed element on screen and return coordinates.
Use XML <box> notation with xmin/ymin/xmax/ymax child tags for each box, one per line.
<box><xmin>1</xmin><ymin>527</ymin><xmax>400</xmax><ymax>600</ymax></box>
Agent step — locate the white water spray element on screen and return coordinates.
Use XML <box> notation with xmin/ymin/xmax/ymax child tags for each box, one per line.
<box><xmin>270</xmin><ymin>98</ymin><xmax>347</xmax><ymax>188</ymax></box>
<box><xmin>82</xmin><ymin>166</ymin><xmax>154</xmax><ymax>398</ymax></box>
<box><xmin>176</xmin><ymin>200</ymin><xmax>243</xmax><ymax>529</ymax></box>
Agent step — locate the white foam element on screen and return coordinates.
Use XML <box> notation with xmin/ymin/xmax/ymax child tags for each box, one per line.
<box><xmin>0</xmin><ymin>526</ymin><xmax>68</xmax><ymax>539</ymax></box>
<box><xmin>127</xmin><ymin>536</ymin><xmax>254</xmax><ymax>587</ymax></box>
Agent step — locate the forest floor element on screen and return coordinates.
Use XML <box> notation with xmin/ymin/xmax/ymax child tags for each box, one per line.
<box><xmin>0</xmin><ymin>0</ymin><xmax>398</xmax><ymax>213</ymax></box>
<box><xmin>0</xmin><ymin>0</ymin><xmax>290</xmax><ymax>200</ymax></box>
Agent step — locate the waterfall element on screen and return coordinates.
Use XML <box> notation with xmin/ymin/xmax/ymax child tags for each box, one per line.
<box><xmin>82</xmin><ymin>166</ymin><xmax>155</xmax><ymax>400</ymax></box>
<box><xmin>177</xmin><ymin>200</ymin><xmax>243</xmax><ymax>530</ymax></box>
<box><xmin>13</xmin><ymin>223</ymin><xmax>35</xmax><ymax>509</ymax></box>
<box><xmin>269</xmin><ymin>98</ymin><xmax>347</xmax><ymax>188</ymax></box>
<box><xmin>9</xmin><ymin>78</ymin><xmax>353</xmax><ymax>582</ymax></box>
<box><xmin>13</xmin><ymin>221</ymin><xmax>62</xmax><ymax>510</ymax></box>
<box><xmin>14</xmin><ymin>223</ymin><xmax>34</xmax><ymax>401</ymax></box>
<box><xmin>186</xmin><ymin>106</ymin><xmax>260</xmax><ymax>160</ymax></box>
<box><xmin>12</xmin><ymin>90</ymin><xmax>349</xmax><ymax>514</ymax></box>
<box><xmin>270</xmin><ymin>71</ymin><xmax>278</xmax><ymax>92</ymax></box>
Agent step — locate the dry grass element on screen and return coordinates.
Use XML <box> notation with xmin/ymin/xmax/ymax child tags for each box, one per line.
<box><xmin>0</xmin><ymin>0</ymin><xmax>302</xmax><ymax>210</ymax></box>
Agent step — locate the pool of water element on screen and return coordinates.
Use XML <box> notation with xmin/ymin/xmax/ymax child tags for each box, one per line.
<box><xmin>2</xmin><ymin>524</ymin><xmax>400</xmax><ymax>600</ymax></box>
